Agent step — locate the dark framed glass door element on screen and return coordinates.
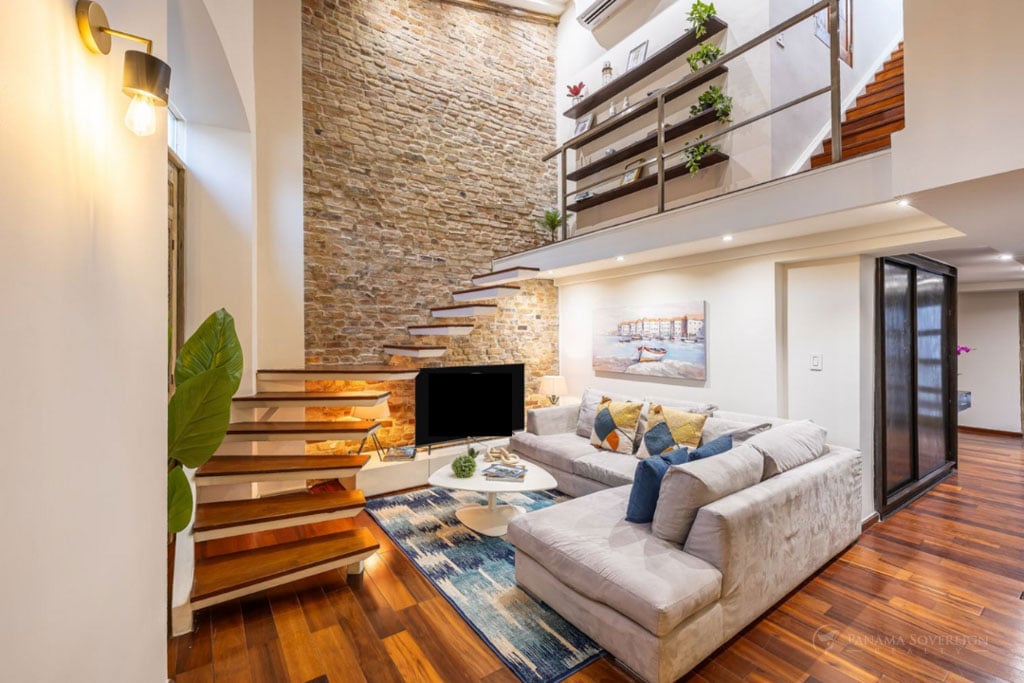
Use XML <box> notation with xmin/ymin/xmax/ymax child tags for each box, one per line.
<box><xmin>875</xmin><ymin>255</ymin><xmax>957</xmax><ymax>517</ymax></box>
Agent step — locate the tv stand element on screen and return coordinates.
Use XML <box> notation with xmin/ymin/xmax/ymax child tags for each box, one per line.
<box><xmin>356</xmin><ymin>436</ymin><xmax>510</xmax><ymax>497</ymax></box>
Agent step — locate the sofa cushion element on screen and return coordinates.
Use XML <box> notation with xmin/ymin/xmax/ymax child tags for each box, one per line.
<box><xmin>590</xmin><ymin>397</ymin><xmax>644</xmax><ymax>455</ymax></box>
<box><xmin>572</xmin><ymin>450</ymin><xmax>643</xmax><ymax>488</ymax></box>
<box><xmin>700</xmin><ymin>417</ymin><xmax>771</xmax><ymax>446</ymax></box>
<box><xmin>625</xmin><ymin>449</ymin><xmax>692</xmax><ymax>523</ymax></box>
<box><xmin>745</xmin><ymin>419</ymin><xmax>828</xmax><ymax>479</ymax></box>
<box><xmin>509</xmin><ymin>431</ymin><xmax>596</xmax><ymax>472</ymax></box>
<box><xmin>507</xmin><ymin>486</ymin><xmax>723</xmax><ymax>636</ymax></box>
<box><xmin>652</xmin><ymin>444</ymin><xmax>764</xmax><ymax>544</ymax></box>
<box><xmin>688</xmin><ymin>434</ymin><xmax>734</xmax><ymax>461</ymax></box>
<box><xmin>636</xmin><ymin>405</ymin><xmax>707</xmax><ymax>458</ymax></box>
<box><xmin>637</xmin><ymin>395</ymin><xmax>716</xmax><ymax>442</ymax></box>
<box><xmin>576</xmin><ymin>388</ymin><xmax>638</xmax><ymax>438</ymax></box>
<box><xmin>711</xmin><ymin>410</ymin><xmax>793</xmax><ymax>427</ymax></box>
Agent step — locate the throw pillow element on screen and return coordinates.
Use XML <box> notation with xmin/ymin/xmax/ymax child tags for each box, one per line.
<box><xmin>636</xmin><ymin>404</ymin><xmax>707</xmax><ymax>458</ymax></box>
<box><xmin>636</xmin><ymin>396</ymin><xmax>716</xmax><ymax>440</ymax></box>
<box><xmin>700</xmin><ymin>417</ymin><xmax>772</xmax><ymax>446</ymax></box>
<box><xmin>589</xmin><ymin>396</ymin><xmax>644</xmax><ymax>455</ymax></box>
<box><xmin>688</xmin><ymin>434</ymin><xmax>733</xmax><ymax>461</ymax></box>
<box><xmin>652</xmin><ymin>444</ymin><xmax>764</xmax><ymax>543</ymax></box>
<box><xmin>745</xmin><ymin>419</ymin><xmax>828</xmax><ymax>479</ymax></box>
<box><xmin>625</xmin><ymin>448</ymin><xmax>692</xmax><ymax>524</ymax></box>
<box><xmin>576</xmin><ymin>387</ymin><xmax>634</xmax><ymax>438</ymax></box>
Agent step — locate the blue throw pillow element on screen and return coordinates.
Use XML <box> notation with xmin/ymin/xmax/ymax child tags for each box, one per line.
<box><xmin>689</xmin><ymin>434</ymin><xmax>733</xmax><ymax>461</ymax></box>
<box><xmin>625</xmin><ymin>447</ymin><xmax>692</xmax><ymax>523</ymax></box>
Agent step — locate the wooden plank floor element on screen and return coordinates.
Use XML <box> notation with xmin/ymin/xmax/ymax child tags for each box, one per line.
<box><xmin>169</xmin><ymin>432</ymin><xmax>1024</xmax><ymax>682</ymax></box>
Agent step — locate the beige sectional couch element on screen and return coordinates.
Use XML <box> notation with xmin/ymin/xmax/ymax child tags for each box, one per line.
<box><xmin>506</xmin><ymin>390</ymin><xmax>862</xmax><ymax>683</ymax></box>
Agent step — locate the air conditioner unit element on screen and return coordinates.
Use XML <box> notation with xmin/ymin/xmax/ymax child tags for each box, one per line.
<box><xmin>576</xmin><ymin>0</ymin><xmax>629</xmax><ymax>30</ymax></box>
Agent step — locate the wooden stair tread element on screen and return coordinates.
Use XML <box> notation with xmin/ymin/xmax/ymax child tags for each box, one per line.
<box><xmin>382</xmin><ymin>344</ymin><xmax>446</xmax><ymax>350</ymax></box>
<box><xmin>197</xmin><ymin>455</ymin><xmax>370</xmax><ymax>477</ymax></box>
<box><xmin>430</xmin><ymin>303</ymin><xmax>498</xmax><ymax>311</ymax></box>
<box><xmin>822</xmin><ymin>120</ymin><xmax>905</xmax><ymax>151</ymax></box>
<box><xmin>408</xmin><ymin>324</ymin><xmax>474</xmax><ymax>334</ymax></box>
<box><xmin>234</xmin><ymin>390</ymin><xmax>390</xmax><ymax>404</ymax></box>
<box><xmin>470</xmin><ymin>266</ymin><xmax>540</xmax><ymax>287</ymax></box>
<box><xmin>257</xmin><ymin>366</ymin><xmax>418</xmax><ymax>381</ymax></box>
<box><xmin>855</xmin><ymin>82</ymin><xmax>904</xmax><ymax>108</ymax></box>
<box><xmin>227</xmin><ymin>420</ymin><xmax>379</xmax><ymax>435</ymax></box>
<box><xmin>811</xmin><ymin>136</ymin><xmax>893</xmax><ymax>168</ymax></box>
<box><xmin>194</xmin><ymin>490</ymin><xmax>366</xmax><ymax>532</ymax></box>
<box><xmin>845</xmin><ymin>93</ymin><xmax>904</xmax><ymax>121</ymax></box>
<box><xmin>192</xmin><ymin>528</ymin><xmax>379</xmax><ymax>603</ymax></box>
<box><xmin>451</xmin><ymin>285</ymin><xmax>521</xmax><ymax>296</ymax></box>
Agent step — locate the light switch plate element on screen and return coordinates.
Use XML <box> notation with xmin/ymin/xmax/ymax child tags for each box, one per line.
<box><xmin>810</xmin><ymin>354</ymin><xmax>823</xmax><ymax>371</ymax></box>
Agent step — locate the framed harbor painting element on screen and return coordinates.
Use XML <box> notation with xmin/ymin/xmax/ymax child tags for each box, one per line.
<box><xmin>592</xmin><ymin>302</ymin><xmax>707</xmax><ymax>380</ymax></box>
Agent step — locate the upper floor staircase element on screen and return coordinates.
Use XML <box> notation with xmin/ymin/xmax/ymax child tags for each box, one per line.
<box><xmin>811</xmin><ymin>43</ymin><xmax>904</xmax><ymax>169</ymax></box>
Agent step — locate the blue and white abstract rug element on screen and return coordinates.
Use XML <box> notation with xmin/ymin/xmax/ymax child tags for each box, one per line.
<box><xmin>365</xmin><ymin>487</ymin><xmax>605</xmax><ymax>683</ymax></box>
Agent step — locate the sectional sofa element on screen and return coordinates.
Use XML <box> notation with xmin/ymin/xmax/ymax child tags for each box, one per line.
<box><xmin>506</xmin><ymin>389</ymin><xmax>862</xmax><ymax>683</ymax></box>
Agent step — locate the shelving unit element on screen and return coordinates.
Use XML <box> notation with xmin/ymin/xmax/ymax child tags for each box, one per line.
<box><xmin>567</xmin><ymin>107</ymin><xmax>720</xmax><ymax>182</ymax></box>
<box><xmin>563</xmin><ymin>17</ymin><xmax>728</xmax><ymax>120</ymax></box>
<box><xmin>567</xmin><ymin>151</ymin><xmax>729</xmax><ymax>213</ymax></box>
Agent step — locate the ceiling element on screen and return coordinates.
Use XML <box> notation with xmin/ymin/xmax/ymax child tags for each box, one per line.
<box><xmin>920</xmin><ymin>247</ymin><xmax>1024</xmax><ymax>285</ymax></box>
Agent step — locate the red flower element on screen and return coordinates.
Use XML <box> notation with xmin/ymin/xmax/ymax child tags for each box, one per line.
<box><xmin>567</xmin><ymin>82</ymin><xmax>585</xmax><ymax>97</ymax></box>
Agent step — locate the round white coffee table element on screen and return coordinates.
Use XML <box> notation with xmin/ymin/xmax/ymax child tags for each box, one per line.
<box><xmin>428</xmin><ymin>455</ymin><xmax>557</xmax><ymax>536</ymax></box>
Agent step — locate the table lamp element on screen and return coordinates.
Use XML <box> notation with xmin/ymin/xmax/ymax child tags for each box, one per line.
<box><xmin>538</xmin><ymin>376</ymin><xmax>568</xmax><ymax>405</ymax></box>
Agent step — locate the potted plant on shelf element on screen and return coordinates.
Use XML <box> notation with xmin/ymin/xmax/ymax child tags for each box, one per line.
<box><xmin>687</xmin><ymin>42</ymin><xmax>724</xmax><ymax>72</ymax></box>
<box><xmin>683</xmin><ymin>135</ymin><xmax>719</xmax><ymax>175</ymax></box>
<box><xmin>690</xmin><ymin>85</ymin><xmax>733</xmax><ymax>122</ymax></box>
<box><xmin>566</xmin><ymin>82</ymin><xmax>586</xmax><ymax>106</ymax></box>
<box><xmin>167</xmin><ymin>308</ymin><xmax>243</xmax><ymax>534</ymax></box>
<box><xmin>687</xmin><ymin>1</ymin><xmax>717</xmax><ymax>38</ymax></box>
<box><xmin>537</xmin><ymin>208</ymin><xmax>565</xmax><ymax>241</ymax></box>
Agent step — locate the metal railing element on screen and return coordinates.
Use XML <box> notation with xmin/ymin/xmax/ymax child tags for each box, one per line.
<box><xmin>546</xmin><ymin>0</ymin><xmax>842</xmax><ymax>240</ymax></box>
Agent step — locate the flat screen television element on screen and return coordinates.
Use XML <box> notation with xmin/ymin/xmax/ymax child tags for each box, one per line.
<box><xmin>415</xmin><ymin>363</ymin><xmax>525</xmax><ymax>446</ymax></box>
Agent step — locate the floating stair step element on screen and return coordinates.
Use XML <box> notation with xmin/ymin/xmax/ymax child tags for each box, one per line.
<box><xmin>471</xmin><ymin>266</ymin><xmax>540</xmax><ymax>287</ymax></box>
<box><xmin>839</xmin><ymin>105</ymin><xmax>904</xmax><ymax>137</ymax></box>
<box><xmin>811</xmin><ymin>135</ymin><xmax>894</xmax><ymax>169</ymax></box>
<box><xmin>430</xmin><ymin>304</ymin><xmax>498</xmax><ymax>318</ymax></box>
<box><xmin>191</xmin><ymin>528</ymin><xmax>379</xmax><ymax>610</ymax></box>
<box><xmin>383</xmin><ymin>344</ymin><xmax>447</xmax><ymax>358</ymax></box>
<box><xmin>257</xmin><ymin>366</ymin><xmax>418</xmax><ymax>382</ymax></box>
<box><xmin>408</xmin><ymin>324</ymin><xmax>474</xmax><ymax>336</ymax></box>
<box><xmin>233</xmin><ymin>390</ymin><xmax>390</xmax><ymax>408</ymax></box>
<box><xmin>195</xmin><ymin>455</ymin><xmax>370</xmax><ymax>486</ymax></box>
<box><xmin>452</xmin><ymin>285</ymin><xmax>521</xmax><ymax>302</ymax></box>
<box><xmin>223</xmin><ymin>420</ymin><xmax>379</xmax><ymax>443</ymax></box>
<box><xmin>193</xmin><ymin>490</ymin><xmax>366</xmax><ymax>541</ymax></box>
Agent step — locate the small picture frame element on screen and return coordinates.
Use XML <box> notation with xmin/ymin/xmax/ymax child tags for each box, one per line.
<box><xmin>621</xmin><ymin>158</ymin><xmax>645</xmax><ymax>185</ymax></box>
<box><xmin>573</xmin><ymin>114</ymin><xmax>595</xmax><ymax>136</ymax></box>
<box><xmin>626</xmin><ymin>41</ymin><xmax>649</xmax><ymax>71</ymax></box>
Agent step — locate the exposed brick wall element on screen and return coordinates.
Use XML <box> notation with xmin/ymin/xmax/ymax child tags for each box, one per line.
<box><xmin>302</xmin><ymin>0</ymin><xmax>559</xmax><ymax>451</ymax></box>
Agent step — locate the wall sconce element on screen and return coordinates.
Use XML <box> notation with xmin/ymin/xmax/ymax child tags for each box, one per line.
<box><xmin>76</xmin><ymin>1</ymin><xmax>171</xmax><ymax>136</ymax></box>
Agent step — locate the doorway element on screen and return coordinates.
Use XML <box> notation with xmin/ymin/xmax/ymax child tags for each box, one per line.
<box><xmin>168</xmin><ymin>151</ymin><xmax>186</xmax><ymax>391</ymax></box>
<box><xmin>875</xmin><ymin>255</ymin><xmax>958</xmax><ymax>517</ymax></box>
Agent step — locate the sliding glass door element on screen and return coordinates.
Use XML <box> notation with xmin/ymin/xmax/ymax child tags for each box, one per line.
<box><xmin>876</xmin><ymin>256</ymin><xmax>957</xmax><ymax>517</ymax></box>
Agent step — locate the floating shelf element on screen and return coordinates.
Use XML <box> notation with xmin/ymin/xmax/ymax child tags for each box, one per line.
<box><xmin>563</xmin><ymin>17</ymin><xmax>728</xmax><ymax>120</ymax></box>
<box><xmin>566</xmin><ymin>151</ymin><xmax>730</xmax><ymax>213</ymax></box>
<box><xmin>566</xmin><ymin>107</ymin><xmax>721</xmax><ymax>182</ymax></box>
<box><xmin>562</xmin><ymin>65</ymin><xmax>728</xmax><ymax>152</ymax></box>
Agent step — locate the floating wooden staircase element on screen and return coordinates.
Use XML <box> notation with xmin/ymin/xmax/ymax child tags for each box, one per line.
<box><xmin>175</xmin><ymin>366</ymin><xmax>425</xmax><ymax>634</ymax></box>
<box><xmin>811</xmin><ymin>43</ymin><xmax>904</xmax><ymax>169</ymax></box>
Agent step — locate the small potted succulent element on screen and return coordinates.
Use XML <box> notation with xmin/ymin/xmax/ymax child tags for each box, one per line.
<box><xmin>451</xmin><ymin>445</ymin><xmax>479</xmax><ymax>478</ymax></box>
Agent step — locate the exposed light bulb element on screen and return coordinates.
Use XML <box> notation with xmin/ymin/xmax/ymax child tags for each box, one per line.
<box><xmin>124</xmin><ymin>93</ymin><xmax>157</xmax><ymax>136</ymax></box>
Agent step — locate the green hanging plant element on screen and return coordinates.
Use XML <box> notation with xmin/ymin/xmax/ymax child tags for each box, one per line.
<box><xmin>451</xmin><ymin>453</ymin><xmax>478</xmax><ymax>479</ymax></box>
<box><xmin>687</xmin><ymin>42</ymin><xmax>724</xmax><ymax>72</ymax></box>
<box><xmin>167</xmin><ymin>309</ymin><xmax>243</xmax><ymax>533</ymax></box>
<box><xmin>690</xmin><ymin>85</ymin><xmax>732</xmax><ymax>123</ymax></box>
<box><xmin>687</xmin><ymin>1</ymin><xmax>716</xmax><ymax>38</ymax></box>
<box><xmin>683</xmin><ymin>135</ymin><xmax>719</xmax><ymax>175</ymax></box>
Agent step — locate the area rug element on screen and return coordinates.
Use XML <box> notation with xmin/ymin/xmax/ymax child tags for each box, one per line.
<box><xmin>365</xmin><ymin>487</ymin><xmax>604</xmax><ymax>683</ymax></box>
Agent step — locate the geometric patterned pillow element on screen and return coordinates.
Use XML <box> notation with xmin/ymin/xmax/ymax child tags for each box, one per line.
<box><xmin>589</xmin><ymin>396</ymin><xmax>643</xmax><ymax>455</ymax></box>
<box><xmin>636</xmin><ymin>404</ymin><xmax>707</xmax><ymax>459</ymax></box>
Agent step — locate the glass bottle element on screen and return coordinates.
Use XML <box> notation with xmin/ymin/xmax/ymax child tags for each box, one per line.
<box><xmin>602</xmin><ymin>61</ymin><xmax>613</xmax><ymax>86</ymax></box>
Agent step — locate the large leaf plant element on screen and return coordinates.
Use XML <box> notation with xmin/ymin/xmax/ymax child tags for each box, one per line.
<box><xmin>167</xmin><ymin>309</ymin><xmax>243</xmax><ymax>533</ymax></box>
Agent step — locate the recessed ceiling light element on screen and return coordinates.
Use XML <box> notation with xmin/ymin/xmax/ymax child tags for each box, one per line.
<box><xmin>615</xmin><ymin>256</ymin><xmax>625</xmax><ymax>262</ymax></box>
<box><xmin>897</xmin><ymin>198</ymin><xmax>910</xmax><ymax>207</ymax></box>
<box><xmin>722</xmin><ymin>234</ymin><xmax>734</xmax><ymax>242</ymax></box>
<box><xmin>998</xmin><ymin>254</ymin><xmax>1013</xmax><ymax>261</ymax></box>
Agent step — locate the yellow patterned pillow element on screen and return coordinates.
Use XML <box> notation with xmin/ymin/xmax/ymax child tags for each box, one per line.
<box><xmin>589</xmin><ymin>396</ymin><xmax>643</xmax><ymax>455</ymax></box>
<box><xmin>636</xmin><ymin>404</ymin><xmax>707</xmax><ymax>458</ymax></box>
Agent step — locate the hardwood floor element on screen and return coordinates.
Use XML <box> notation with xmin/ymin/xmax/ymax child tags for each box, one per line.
<box><xmin>170</xmin><ymin>432</ymin><xmax>1024</xmax><ymax>682</ymax></box>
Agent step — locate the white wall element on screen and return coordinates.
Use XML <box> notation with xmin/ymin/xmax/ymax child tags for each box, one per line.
<box><xmin>892</xmin><ymin>0</ymin><xmax>1024</xmax><ymax>195</ymax></box>
<box><xmin>0</xmin><ymin>1</ymin><xmax>167</xmax><ymax>680</ymax></box>
<box><xmin>957</xmin><ymin>291</ymin><xmax>1022</xmax><ymax>433</ymax></box>
<box><xmin>255</xmin><ymin>0</ymin><xmax>305</xmax><ymax>369</ymax></box>
<box><xmin>558</xmin><ymin>247</ymin><xmax>875</xmax><ymax>516</ymax></box>
<box><xmin>770</xmin><ymin>0</ymin><xmax>902</xmax><ymax>175</ymax></box>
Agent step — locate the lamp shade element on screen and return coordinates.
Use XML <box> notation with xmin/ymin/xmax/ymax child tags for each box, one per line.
<box><xmin>123</xmin><ymin>50</ymin><xmax>171</xmax><ymax>105</ymax></box>
<box><xmin>351</xmin><ymin>401</ymin><xmax>391</xmax><ymax>421</ymax></box>
<box><xmin>538</xmin><ymin>375</ymin><xmax>568</xmax><ymax>397</ymax></box>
